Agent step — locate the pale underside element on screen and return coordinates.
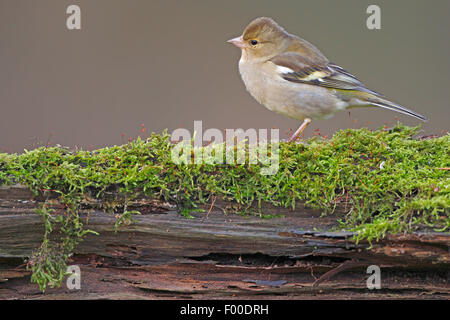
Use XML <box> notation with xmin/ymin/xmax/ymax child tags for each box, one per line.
<box><xmin>238</xmin><ymin>58</ymin><xmax>364</xmax><ymax>121</ymax></box>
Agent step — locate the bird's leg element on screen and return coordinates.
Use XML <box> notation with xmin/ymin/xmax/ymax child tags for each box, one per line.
<box><xmin>288</xmin><ymin>118</ymin><xmax>311</xmax><ymax>142</ymax></box>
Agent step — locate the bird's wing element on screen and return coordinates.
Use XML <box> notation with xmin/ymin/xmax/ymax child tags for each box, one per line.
<box><xmin>270</xmin><ymin>52</ymin><xmax>427</xmax><ymax>121</ymax></box>
<box><xmin>270</xmin><ymin>52</ymin><xmax>382</xmax><ymax>96</ymax></box>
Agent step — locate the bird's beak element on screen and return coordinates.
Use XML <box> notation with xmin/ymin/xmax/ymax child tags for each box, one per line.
<box><xmin>227</xmin><ymin>36</ymin><xmax>245</xmax><ymax>48</ymax></box>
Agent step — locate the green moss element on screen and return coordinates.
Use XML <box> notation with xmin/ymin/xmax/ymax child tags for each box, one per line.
<box><xmin>0</xmin><ymin>124</ymin><xmax>448</xmax><ymax>291</ymax></box>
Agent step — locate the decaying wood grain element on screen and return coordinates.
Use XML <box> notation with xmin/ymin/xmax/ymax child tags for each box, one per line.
<box><xmin>0</xmin><ymin>184</ymin><xmax>448</xmax><ymax>299</ymax></box>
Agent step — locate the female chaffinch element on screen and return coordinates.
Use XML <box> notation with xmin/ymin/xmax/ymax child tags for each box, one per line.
<box><xmin>228</xmin><ymin>17</ymin><xmax>427</xmax><ymax>142</ymax></box>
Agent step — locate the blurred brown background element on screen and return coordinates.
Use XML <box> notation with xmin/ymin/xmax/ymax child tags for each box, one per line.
<box><xmin>1</xmin><ymin>0</ymin><xmax>449</xmax><ymax>153</ymax></box>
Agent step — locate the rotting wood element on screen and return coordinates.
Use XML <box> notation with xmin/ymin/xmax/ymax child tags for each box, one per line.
<box><xmin>0</xmin><ymin>184</ymin><xmax>448</xmax><ymax>299</ymax></box>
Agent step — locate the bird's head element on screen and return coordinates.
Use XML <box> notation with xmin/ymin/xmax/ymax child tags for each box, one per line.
<box><xmin>228</xmin><ymin>17</ymin><xmax>290</xmax><ymax>61</ymax></box>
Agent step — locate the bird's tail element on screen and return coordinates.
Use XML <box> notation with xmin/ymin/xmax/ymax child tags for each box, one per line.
<box><xmin>365</xmin><ymin>96</ymin><xmax>428</xmax><ymax>122</ymax></box>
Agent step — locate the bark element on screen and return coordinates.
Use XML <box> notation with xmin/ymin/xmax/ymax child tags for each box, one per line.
<box><xmin>0</xmin><ymin>185</ymin><xmax>448</xmax><ymax>299</ymax></box>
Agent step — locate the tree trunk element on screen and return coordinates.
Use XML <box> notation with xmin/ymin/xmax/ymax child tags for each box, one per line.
<box><xmin>0</xmin><ymin>185</ymin><xmax>448</xmax><ymax>299</ymax></box>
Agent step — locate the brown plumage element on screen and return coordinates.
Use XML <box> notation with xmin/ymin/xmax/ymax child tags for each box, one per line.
<box><xmin>228</xmin><ymin>17</ymin><xmax>427</xmax><ymax>141</ymax></box>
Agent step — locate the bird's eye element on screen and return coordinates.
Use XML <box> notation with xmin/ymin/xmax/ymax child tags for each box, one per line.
<box><xmin>250</xmin><ymin>40</ymin><xmax>258</xmax><ymax>46</ymax></box>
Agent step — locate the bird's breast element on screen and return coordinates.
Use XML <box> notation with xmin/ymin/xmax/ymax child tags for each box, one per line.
<box><xmin>238</xmin><ymin>59</ymin><xmax>310</xmax><ymax>120</ymax></box>
<box><xmin>238</xmin><ymin>60</ymin><xmax>269</xmax><ymax>105</ymax></box>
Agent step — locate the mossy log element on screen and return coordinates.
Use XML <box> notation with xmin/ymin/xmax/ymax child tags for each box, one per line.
<box><xmin>0</xmin><ymin>184</ymin><xmax>448</xmax><ymax>299</ymax></box>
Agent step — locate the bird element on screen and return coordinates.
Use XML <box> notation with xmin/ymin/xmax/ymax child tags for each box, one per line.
<box><xmin>227</xmin><ymin>17</ymin><xmax>427</xmax><ymax>142</ymax></box>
